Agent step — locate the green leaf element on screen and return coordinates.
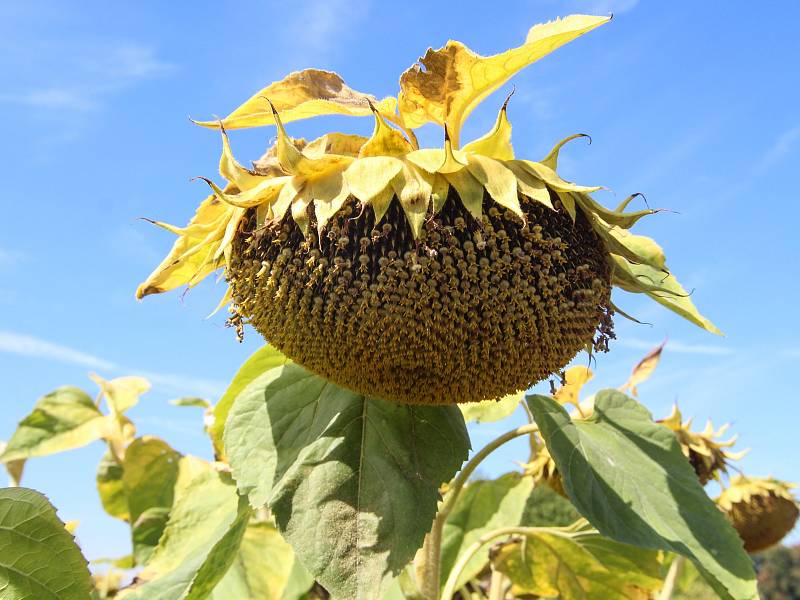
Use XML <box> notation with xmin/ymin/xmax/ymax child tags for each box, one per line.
<box><xmin>122</xmin><ymin>437</ymin><xmax>181</xmax><ymax>564</ymax></box>
<box><xmin>521</xmin><ymin>483</ymin><xmax>580</xmax><ymax>527</ymax></box>
<box><xmin>0</xmin><ymin>386</ymin><xmax>111</xmax><ymax>462</ymax></box>
<box><xmin>97</xmin><ymin>449</ymin><xmax>129</xmax><ymax>521</ymax></box>
<box><xmin>210</xmin><ymin>344</ymin><xmax>290</xmax><ymax>459</ymax></box>
<box><xmin>440</xmin><ymin>473</ymin><xmax>533</xmax><ymax>590</ymax></box>
<box><xmin>0</xmin><ymin>487</ymin><xmax>93</xmax><ymax>600</ymax></box>
<box><xmin>171</xmin><ymin>398</ymin><xmax>211</xmax><ymax>409</ymax></box>
<box><xmin>277</xmin><ymin>560</ymin><xmax>316</xmax><ymax>600</ymax></box>
<box><xmin>210</xmin><ymin>522</ymin><xmax>298</xmax><ymax>600</ymax></box>
<box><xmin>120</xmin><ymin>469</ymin><xmax>250</xmax><ymax>600</ymax></box>
<box><xmin>224</xmin><ymin>363</ymin><xmax>470</xmax><ymax>600</ymax></box>
<box><xmin>493</xmin><ymin>528</ymin><xmax>662</xmax><ymax>599</ymax></box>
<box><xmin>527</xmin><ymin>390</ymin><xmax>758</xmax><ymax>600</ymax></box>
<box><xmin>458</xmin><ymin>393</ymin><xmax>521</xmax><ymax>424</ymax></box>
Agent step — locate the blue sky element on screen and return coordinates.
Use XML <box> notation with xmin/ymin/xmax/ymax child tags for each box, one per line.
<box><xmin>2</xmin><ymin>0</ymin><xmax>799</xmax><ymax>561</ymax></box>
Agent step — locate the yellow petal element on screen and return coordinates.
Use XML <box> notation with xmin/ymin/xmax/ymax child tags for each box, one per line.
<box><xmin>344</xmin><ymin>156</ymin><xmax>403</xmax><ymax>204</ymax></box>
<box><xmin>444</xmin><ymin>168</ymin><xmax>484</xmax><ymax>220</ymax></box>
<box><xmin>392</xmin><ymin>161</ymin><xmax>432</xmax><ymax>239</ymax></box>
<box><xmin>573</xmin><ymin>191</ymin><xmax>656</xmax><ymax>229</ymax></box>
<box><xmin>207</xmin><ymin>286</ymin><xmax>233</xmax><ymax>319</ymax></box>
<box><xmin>291</xmin><ymin>184</ymin><xmax>313</xmax><ymax>235</ymax></box>
<box><xmin>431</xmin><ymin>174</ymin><xmax>450</xmax><ymax>213</ymax></box>
<box><xmin>369</xmin><ymin>186</ymin><xmax>396</xmax><ymax>225</ymax></box>
<box><xmin>554</xmin><ymin>366</ymin><xmax>593</xmax><ymax>407</ymax></box>
<box><xmin>397</xmin><ymin>15</ymin><xmax>611</xmax><ymax>147</ymax></box>
<box><xmin>514</xmin><ymin>160</ymin><xmax>602</xmax><ymax>193</ymax></box>
<box><xmin>466</xmin><ymin>155</ymin><xmax>522</xmax><ymax>219</ymax></box>
<box><xmin>619</xmin><ymin>341</ymin><xmax>665</xmax><ymax>397</ymax></box>
<box><xmin>194</xmin><ymin>68</ymin><xmax>397</xmax><ymax>129</ymax></box>
<box><xmin>556</xmin><ymin>190</ymin><xmax>577</xmax><ymax>223</ymax></box>
<box><xmin>359</xmin><ymin>104</ymin><xmax>414</xmax><ymax>158</ymax></box>
<box><xmin>218</xmin><ymin>126</ymin><xmax>262</xmax><ymax>190</ymax></box>
<box><xmin>461</xmin><ymin>94</ymin><xmax>514</xmax><ymax>160</ymax></box>
<box><xmin>198</xmin><ymin>175</ymin><xmax>290</xmax><ymax>209</ymax></box>
<box><xmin>311</xmin><ymin>170</ymin><xmax>350</xmax><ymax>233</ymax></box>
<box><xmin>540</xmin><ymin>133</ymin><xmax>591</xmax><ymax>171</ymax></box>
<box><xmin>214</xmin><ymin>207</ymin><xmax>246</xmax><ymax>262</ymax></box>
<box><xmin>504</xmin><ymin>161</ymin><xmax>553</xmax><ymax>209</ymax></box>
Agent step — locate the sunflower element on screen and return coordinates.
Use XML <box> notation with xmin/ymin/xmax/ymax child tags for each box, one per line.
<box><xmin>717</xmin><ymin>476</ymin><xmax>799</xmax><ymax>553</ymax></box>
<box><xmin>137</xmin><ymin>15</ymin><xmax>718</xmax><ymax>404</ymax></box>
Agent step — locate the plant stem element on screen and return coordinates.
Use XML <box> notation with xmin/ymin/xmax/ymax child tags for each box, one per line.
<box><xmin>419</xmin><ymin>423</ymin><xmax>539</xmax><ymax>599</ymax></box>
<box><xmin>658</xmin><ymin>555</ymin><xmax>684</xmax><ymax>600</ymax></box>
<box><xmin>488</xmin><ymin>568</ymin><xmax>507</xmax><ymax>600</ymax></box>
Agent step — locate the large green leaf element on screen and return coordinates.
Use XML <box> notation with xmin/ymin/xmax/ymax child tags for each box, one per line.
<box><xmin>0</xmin><ymin>487</ymin><xmax>92</xmax><ymax>600</ymax></box>
<box><xmin>122</xmin><ymin>437</ymin><xmax>181</xmax><ymax>564</ymax></box>
<box><xmin>210</xmin><ymin>344</ymin><xmax>290</xmax><ymax>458</ymax></box>
<box><xmin>458</xmin><ymin>393</ymin><xmax>521</xmax><ymax>424</ymax></box>
<box><xmin>0</xmin><ymin>386</ymin><xmax>111</xmax><ymax>462</ymax></box>
<box><xmin>521</xmin><ymin>483</ymin><xmax>580</xmax><ymax>527</ymax></box>
<box><xmin>527</xmin><ymin>390</ymin><xmax>758</xmax><ymax>600</ymax></box>
<box><xmin>210</xmin><ymin>522</ymin><xmax>299</xmax><ymax>600</ymax></box>
<box><xmin>224</xmin><ymin>363</ymin><xmax>470</xmax><ymax>600</ymax></box>
<box><xmin>120</xmin><ymin>469</ymin><xmax>250</xmax><ymax>600</ymax></box>
<box><xmin>97</xmin><ymin>449</ymin><xmax>129</xmax><ymax>521</ymax></box>
<box><xmin>439</xmin><ymin>473</ymin><xmax>533</xmax><ymax>590</ymax></box>
<box><xmin>493</xmin><ymin>528</ymin><xmax>662</xmax><ymax>599</ymax></box>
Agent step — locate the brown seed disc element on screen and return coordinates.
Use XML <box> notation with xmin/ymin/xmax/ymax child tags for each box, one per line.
<box><xmin>726</xmin><ymin>494</ymin><xmax>800</xmax><ymax>553</ymax></box>
<box><xmin>227</xmin><ymin>189</ymin><xmax>613</xmax><ymax>404</ymax></box>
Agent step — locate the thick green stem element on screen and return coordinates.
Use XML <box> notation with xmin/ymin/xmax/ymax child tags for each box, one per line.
<box><xmin>658</xmin><ymin>556</ymin><xmax>684</xmax><ymax>600</ymax></box>
<box><xmin>419</xmin><ymin>423</ymin><xmax>539</xmax><ymax>599</ymax></box>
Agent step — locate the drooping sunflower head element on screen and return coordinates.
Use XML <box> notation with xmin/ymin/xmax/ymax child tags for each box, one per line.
<box><xmin>717</xmin><ymin>476</ymin><xmax>799</xmax><ymax>553</ymax></box>
<box><xmin>658</xmin><ymin>405</ymin><xmax>745</xmax><ymax>485</ymax></box>
<box><xmin>137</xmin><ymin>15</ymin><xmax>719</xmax><ymax>405</ymax></box>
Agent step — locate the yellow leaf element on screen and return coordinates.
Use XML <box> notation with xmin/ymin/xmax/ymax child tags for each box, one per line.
<box><xmin>556</xmin><ymin>190</ymin><xmax>577</xmax><ymax>222</ymax></box>
<box><xmin>431</xmin><ymin>174</ymin><xmax>450</xmax><ymax>213</ymax></box>
<box><xmin>307</xmin><ymin>132</ymin><xmax>368</xmax><ymax>157</ymax></box>
<box><xmin>620</xmin><ymin>341</ymin><xmax>665</xmax><ymax>397</ymax></box>
<box><xmin>540</xmin><ymin>133</ymin><xmax>591</xmax><ymax>171</ymax></box>
<box><xmin>515</xmin><ymin>160</ymin><xmax>602</xmax><ymax>193</ymax></box>
<box><xmin>311</xmin><ymin>170</ymin><xmax>350</xmax><ymax>232</ymax></box>
<box><xmin>554</xmin><ymin>366</ymin><xmax>593</xmax><ymax>408</ymax></box>
<box><xmin>359</xmin><ymin>104</ymin><xmax>413</xmax><ymax>158</ymax></box>
<box><xmin>291</xmin><ymin>184</ymin><xmax>313</xmax><ymax>235</ymax></box>
<box><xmin>194</xmin><ymin>68</ymin><xmax>397</xmax><ymax>129</ymax></box>
<box><xmin>90</xmin><ymin>374</ymin><xmax>151</xmax><ymax>415</ymax></box>
<box><xmin>461</xmin><ymin>95</ymin><xmax>514</xmax><ymax>160</ymax></box>
<box><xmin>218</xmin><ymin>127</ymin><xmax>262</xmax><ymax>191</ymax></box>
<box><xmin>397</xmin><ymin>15</ymin><xmax>611</xmax><ymax>147</ymax></box>
<box><xmin>467</xmin><ymin>155</ymin><xmax>522</xmax><ymax>219</ymax></box>
<box><xmin>444</xmin><ymin>168</ymin><xmax>484</xmax><ymax>221</ymax></box>
<box><xmin>270</xmin><ymin>176</ymin><xmax>304</xmax><ymax>222</ymax></box>
<box><xmin>199</xmin><ymin>175</ymin><xmax>290</xmax><ymax>209</ymax></box>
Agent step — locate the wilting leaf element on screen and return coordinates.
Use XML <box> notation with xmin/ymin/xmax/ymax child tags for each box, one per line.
<box><xmin>0</xmin><ymin>442</ymin><xmax>24</xmax><ymax>487</ymax></box>
<box><xmin>398</xmin><ymin>15</ymin><xmax>610</xmax><ymax>147</ymax></box>
<box><xmin>0</xmin><ymin>386</ymin><xmax>111</xmax><ymax>462</ymax></box>
<box><xmin>459</xmin><ymin>393</ymin><xmax>521</xmax><ymax>423</ymax></box>
<box><xmin>493</xmin><ymin>528</ymin><xmax>662</xmax><ymax>599</ymax></box>
<box><xmin>527</xmin><ymin>390</ymin><xmax>758</xmax><ymax>600</ymax></box>
<box><xmin>620</xmin><ymin>341</ymin><xmax>665</xmax><ymax>397</ymax></box>
<box><xmin>120</xmin><ymin>469</ymin><xmax>250</xmax><ymax>600</ymax></box>
<box><xmin>122</xmin><ymin>437</ymin><xmax>182</xmax><ymax>565</ymax></box>
<box><xmin>210</xmin><ymin>344</ymin><xmax>291</xmax><ymax>460</ymax></box>
<box><xmin>210</xmin><ymin>522</ymin><xmax>299</xmax><ymax>600</ymax></box>
<box><xmin>611</xmin><ymin>256</ymin><xmax>722</xmax><ymax>335</ymax></box>
<box><xmin>224</xmin><ymin>363</ymin><xmax>470</xmax><ymax>600</ymax></box>
<box><xmin>97</xmin><ymin>449</ymin><xmax>129</xmax><ymax>521</ymax></box>
<box><xmin>90</xmin><ymin>374</ymin><xmax>151</xmax><ymax>415</ymax></box>
<box><xmin>461</xmin><ymin>100</ymin><xmax>514</xmax><ymax>160</ymax></box>
<box><xmin>440</xmin><ymin>473</ymin><xmax>533</xmax><ymax>590</ymax></box>
<box><xmin>195</xmin><ymin>69</ymin><xmax>397</xmax><ymax>130</ymax></box>
<box><xmin>0</xmin><ymin>487</ymin><xmax>92</xmax><ymax>600</ymax></box>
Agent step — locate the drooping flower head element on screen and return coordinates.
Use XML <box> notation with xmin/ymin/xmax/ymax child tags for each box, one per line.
<box><xmin>137</xmin><ymin>15</ymin><xmax>718</xmax><ymax>404</ymax></box>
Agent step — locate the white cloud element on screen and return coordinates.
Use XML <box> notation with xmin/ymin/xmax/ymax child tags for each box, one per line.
<box><xmin>0</xmin><ymin>330</ymin><xmax>226</xmax><ymax>398</ymax></box>
<box><xmin>615</xmin><ymin>337</ymin><xmax>734</xmax><ymax>356</ymax></box>
<box><xmin>754</xmin><ymin>125</ymin><xmax>800</xmax><ymax>174</ymax></box>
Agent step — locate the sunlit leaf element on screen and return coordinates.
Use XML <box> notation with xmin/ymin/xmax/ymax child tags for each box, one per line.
<box><xmin>359</xmin><ymin>107</ymin><xmax>413</xmax><ymax>158</ymax></box>
<box><xmin>527</xmin><ymin>390</ymin><xmax>758</xmax><ymax>600</ymax></box>
<box><xmin>0</xmin><ymin>386</ymin><xmax>111</xmax><ymax>463</ymax></box>
<box><xmin>120</xmin><ymin>469</ymin><xmax>250</xmax><ymax>600</ymax></box>
<box><xmin>194</xmin><ymin>69</ymin><xmax>397</xmax><ymax>130</ymax></box>
<box><xmin>97</xmin><ymin>449</ymin><xmax>129</xmax><ymax>521</ymax></box>
<box><xmin>554</xmin><ymin>366</ymin><xmax>593</xmax><ymax>409</ymax></box>
<box><xmin>0</xmin><ymin>487</ymin><xmax>93</xmax><ymax>600</ymax></box>
<box><xmin>493</xmin><ymin>528</ymin><xmax>662</xmax><ymax>599</ymax></box>
<box><xmin>461</xmin><ymin>98</ymin><xmax>514</xmax><ymax>160</ymax></box>
<box><xmin>398</xmin><ymin>15</ymin><xmax>610</xmax><ymax>147</ymax></box>
<box><xmin>170</xmin><ymin>398</ymin><xmax>211</xmax><ymax>409</ymax></box>
<box><xmin>210</xmin><ymin>344</ymin><xmax>291</xmax><ymax>460</ymax></box>
<box><xmin>90</xmin><ymin>374</ymin><xmax>151</xmax><ymax>416</ymax></box>
<box><xmin>541</xmin><ymin>133</ymin><xmax>591</xmax><ymax>171</ymax></box>
<box><xmin>459</xmin><ymin>393</ymin><xmax>521</xmax><ymax>423</ymax></box>
<box><xmin>440</xmin><ymin>473</ymin><xmax>533</xmax><ymax>590</ymax></box>
<box><xmin>224</xmin><ymin>363</ymin><xmax>469</xmax><ymax>600</ymax></box>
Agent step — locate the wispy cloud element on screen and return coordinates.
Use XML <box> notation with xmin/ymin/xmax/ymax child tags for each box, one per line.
<box><xmin>0</xmin><ymin>331</ymin><xmax>226</xmax><ymax>398</ymax></box>
<box><xmin>615</xmin><ymin>337</ymin><xmax>735</xmax><ymax>356</ymax></box>
<box><xmin>754</xmin><ymin>125</ymin><xmax>800</xmax><ymax>175</ymax></box>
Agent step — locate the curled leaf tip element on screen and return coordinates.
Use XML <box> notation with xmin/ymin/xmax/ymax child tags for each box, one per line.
<box><xmin>502</xmin><ymin>86</ymin><xmax>516</xmax><ymax>110</ymax></box>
